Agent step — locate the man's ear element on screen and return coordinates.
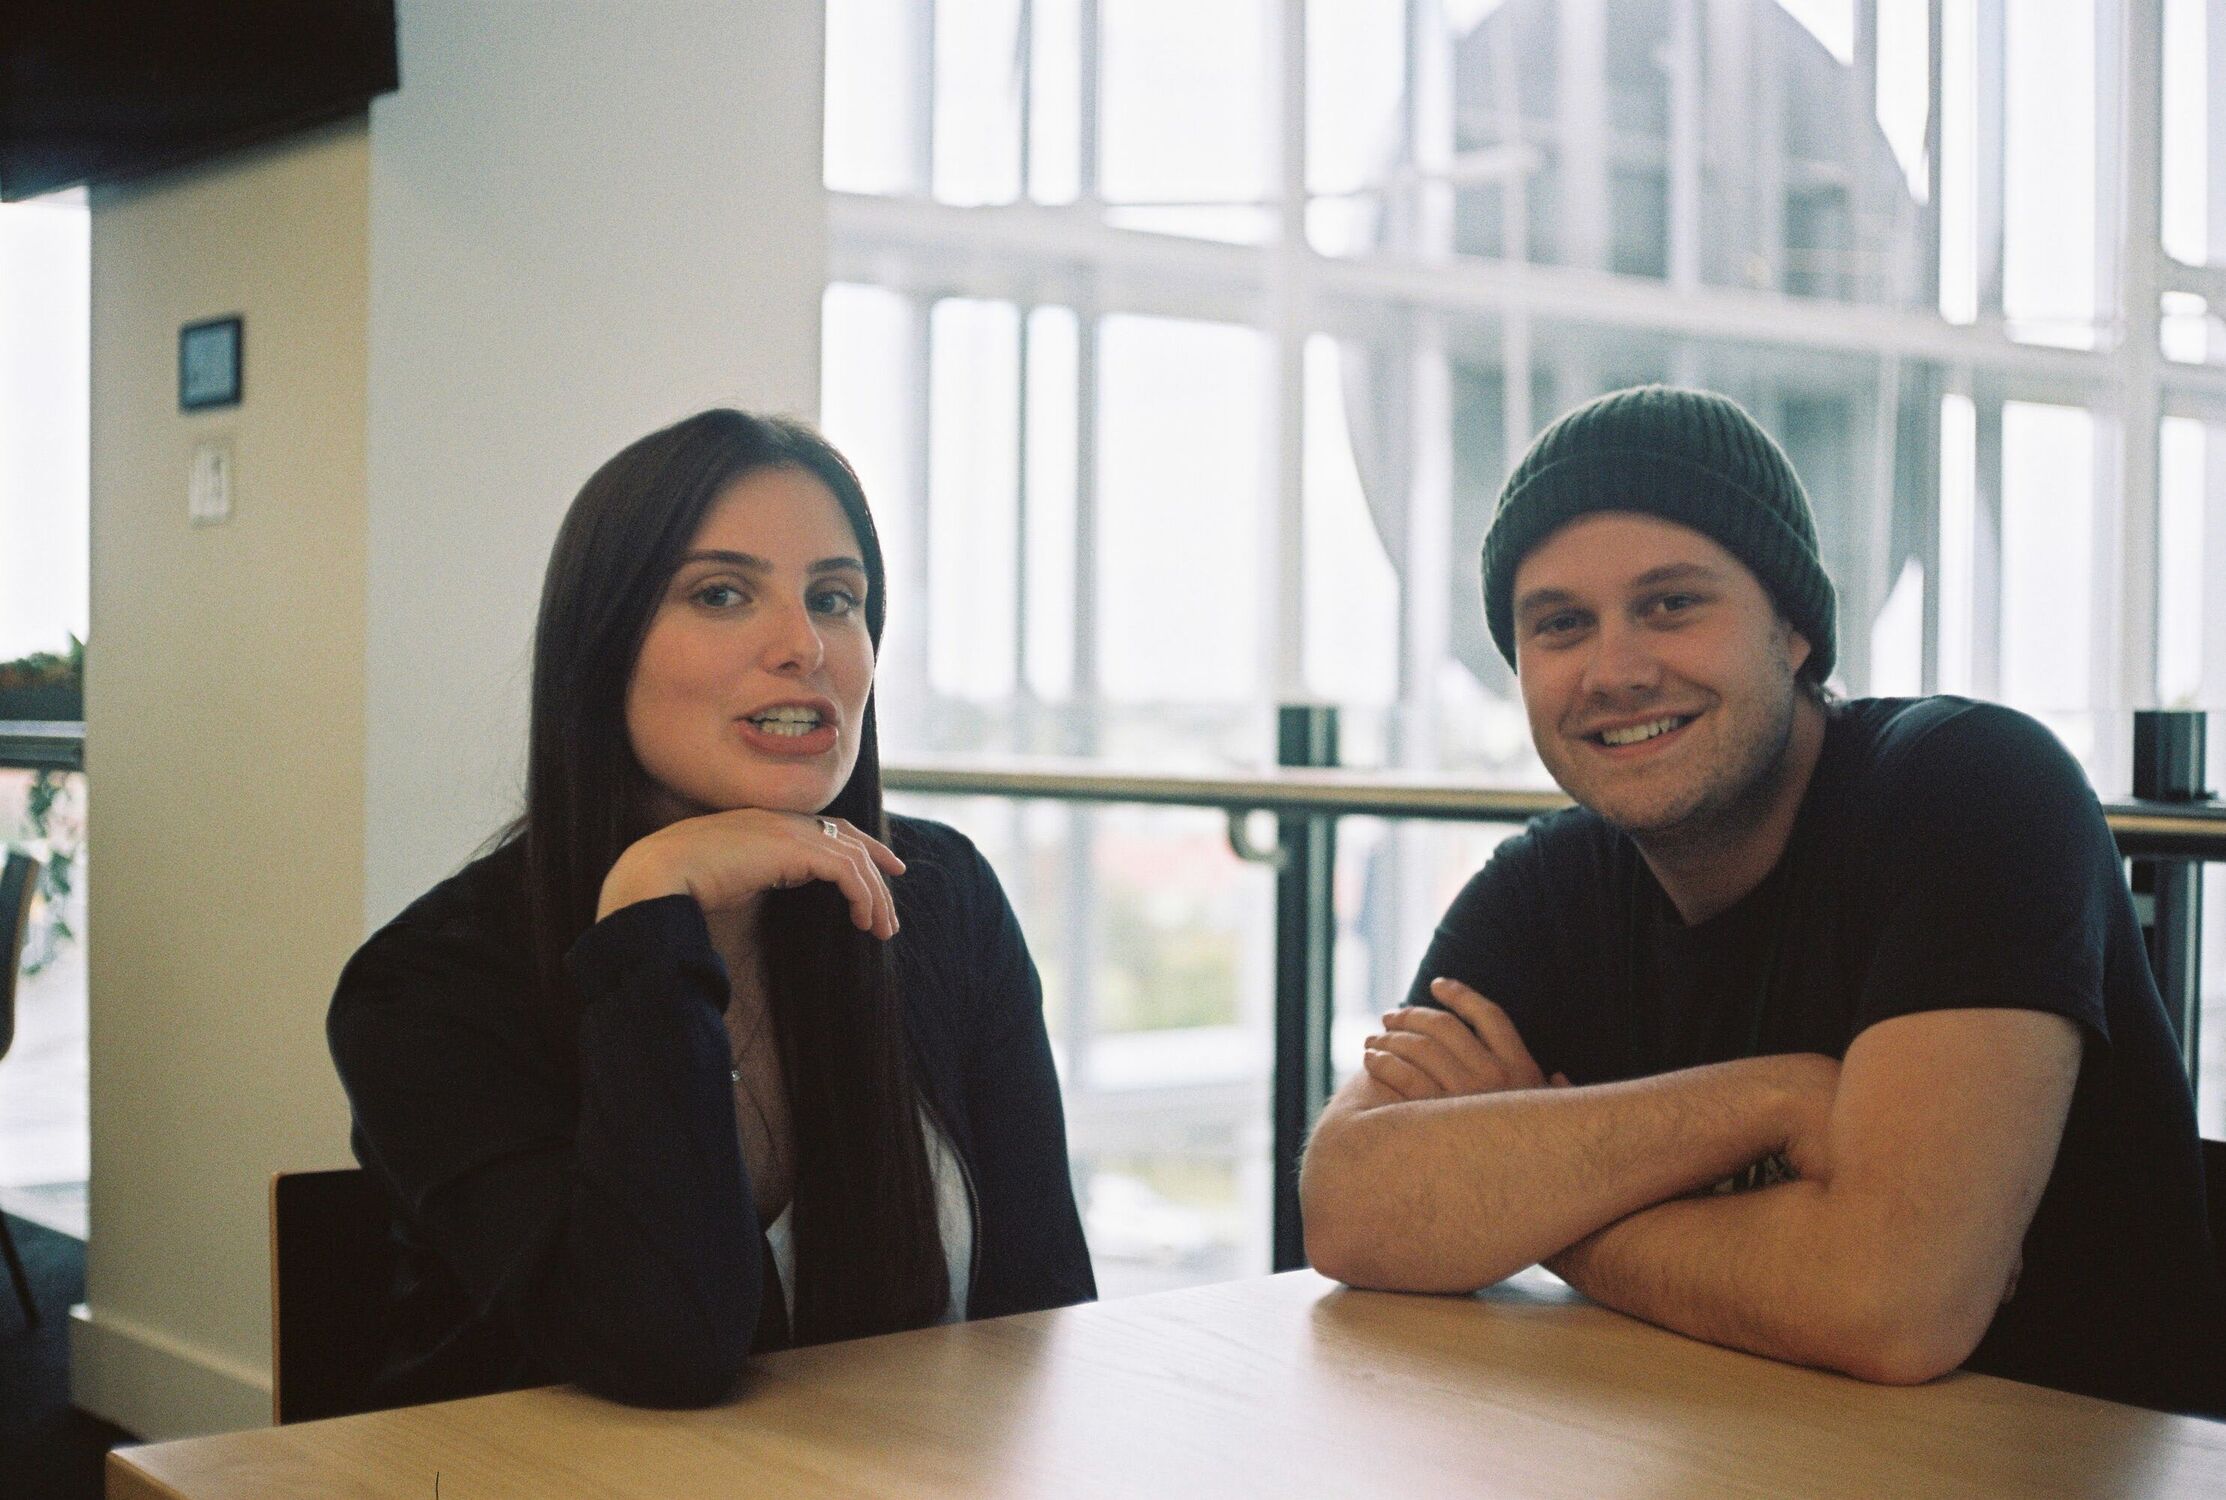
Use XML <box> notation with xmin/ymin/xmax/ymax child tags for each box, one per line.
<box><xmin>1782</xmin><ymin>619</ymin><xmax>1812</xmax><ymax>678</ymax></box>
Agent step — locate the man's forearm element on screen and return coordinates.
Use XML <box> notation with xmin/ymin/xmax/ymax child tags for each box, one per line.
<box><xmin>1546</xmin><ymin>1179</ymin><xmax>2006</xmax><ymax>1385</ymax></box>
<box><xmin>1542</xmin><ymin>1011</ymin><xmax>2069</xmax><ymax>1388</ymax></box>
<box><xmin>1300</xmin><ymin>1055</ymin><xmax>1821</xmax><ymax>1292</ymax></box>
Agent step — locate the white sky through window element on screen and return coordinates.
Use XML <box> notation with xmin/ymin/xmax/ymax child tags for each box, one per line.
<box><xmin>0</xmin><ymin>194</ymin><xmax>90</xmax><ymax>661</ymax></box>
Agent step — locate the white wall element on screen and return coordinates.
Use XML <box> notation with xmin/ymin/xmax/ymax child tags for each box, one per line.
<box><xmin>77</xmin><ymin>118</ymin><xmax>371</xmax><ymax>1440</ymax></box>
<box><xmin>75</xmin><ymin>0</ymin><xmax>828</xmax><ymax>1439</ymax></box>
<box><xmin>365</xmin><ymin>0</ymin><xmax>827</xmax><ymax>927</ymax></box>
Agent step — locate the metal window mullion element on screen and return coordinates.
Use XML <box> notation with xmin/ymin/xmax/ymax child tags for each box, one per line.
<box><xmin>1848</xmin><ymin>0</ymin><xmax>1879</xmax><ymax>302</ymax></box>
<box><xmin>1264</xmin><ymin>3</ymin><xmax>1319</xmax><ymax>1277</ymax></box>
<box><xmin>1487</xmin><ymin>0</ymin><xmax>1538</xmax><ymax>432</ymax></box>
<box><xmin>1916</xmin><ymin>373</ymin><xmax>1945</xmax><ymax>696</ymax></box>
<box><xmin>1704</xmin><ymin>0</ymin><xmax>1755</xmax><ymax>282</ymax></box>
<box><xmin>1010</xmin><ymin>0</ymin><xmax>1039</xmax><ymax>941</ymax></box>
<box><xmin>1851</xmin><ymin>353</ymin><xmax>1901</xmax><ymax>695</ymax></box>
<box><xmin>2213</xmin><ymin>0</ymin><xmax>2226</xmax><ymax>358</ymax></box>
<box><xmin>1755</xmin><ymin>7</ymin><xmax>1786</xmax><ymax>292</ymax></box>
<box><xmin>1400</xmin><ymin>0</ymin><xmax>1455</xmax><ymax>256</ymax></box>
<box><xmin>2204</xmin><ymin>0</ymin><xmax>2226</xmax><ymax>709</ymax></box>
<box><xmin>1556</xmin><ymin>0</ymin><xmax>1611</xmax><ymax>274</ymax></box>
<box><xmin>2206</xmin><ymin>414</ymin><xmax>2226</xmax><ymax>713</ymax></box>
<box><xmin>1666</xmin><ymin>0</ymin><xmax>1702</xmax><ymax>378</ymax></box>
<box><xmin>1915</xmin><ymin>0</ymin><xmax>1947</xmax><ymax>700</ymax></box>
<box><xmin>1973</xmin><ymin>0</ymin><xmax>2008</xmax><ymax>316</ymax></box>
<box><xmin>1271</xmin><ymin>707</ymin><xmax>1339</xmax><ymax>1273</ymax></box>
<box><xmin>1972</xmin><ymin>381</ymin><xmax>2005</xmax><ymax>699</ymax></box>
<box><xmin>892</xmin><ymin>0</ymin><xmax>937</xmax><ymax>731</ymax></box>
<box><xmin>1078</xmin><ymin>0</ymin><xmax>1102</xmax><ymax>211</ymax></box>
<box><xmin>2112</xmin><ymin>0</ymin><xmax>2166</xmax><ymax>731</ymax></box>
<box><xmin>1056</xmin><ymin>0</ymin><xmax>1105</xmax><ymax>1151</ymax></box>
<box><xmin>2199</xmin><ymin>4</ymin><xmax>2226</xmax><ymax>707</ymax></box>
<box><xmin>894</xmin><ymin>294</ymin><xmax>937</xmax><ymax>749</ymax></box>
<box><xmin>1014</xmin><ymin>308</ymin><xmax>1035</xmax><ymax>731</ymax></box>
<box><xmin>1010</xmin><ymin>4</ymin><xmax>1039</xmax><ymax>724</ymax></box>
<box><xmin>1396</xmin><ymin>0</ymin><xmax>1455</xmax><ymax>767</ymax></box>
<box><xmin>1016</xmin><ymin>0</ymin><xmax>1035</xmax><ymax>205</ymax></box>
<box><xmin>1922</xmin><ymin>0</ymin><xmax>1946</xmax><ymax>304</ymax></box>
<box><xmin>2087</xmin><ymin>1</ymin><xmax>2133</xmax><ymax>793</ymax></box>
<box><xmin>908</xmin><ymin>0</ymin><xmax>937</xmax><ymax>198</ymax></box>
<box><xmin>1057</xmin><ymin>316</ymin><xmax>1101</xmax><ymax>1112</ymax></box>
<box><xmin>1491</xmin><ymin>3</ymin><xmax>1534</xmax><ymax>276</ymax></box>
<box><xmin>1269</xmin><ymin>0</ymin><xmax>1310</xmax><ymax>704</ymax></box>
<box><xmin>2133</xmin><ymin>712</ymin><xmax>2208</xmax><ymax>1084</ymax></box>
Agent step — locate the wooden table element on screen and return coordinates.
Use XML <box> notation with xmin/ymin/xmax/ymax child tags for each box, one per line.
<box><xmin>108</xmin><ymin>1270</ymin><xmax>2226</xmax><ymax>1499</ymax></box>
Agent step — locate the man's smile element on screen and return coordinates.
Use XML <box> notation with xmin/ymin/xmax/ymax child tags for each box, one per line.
<box><xmin>1575</xmin><ymin>711</ymin><xmax>1701</xmax><ymax>758</ymax></box>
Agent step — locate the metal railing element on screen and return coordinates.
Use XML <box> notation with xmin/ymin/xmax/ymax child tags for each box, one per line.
<box><xmin>0</xmin><ymin>721</ymin><xmax>84</xmax><ymax>773</ymax></box>
<box><xmin>890</xmin><ymin>707</ymin><xmax>2224</xmax><ymax>1270</ymax></box>
<box><xmin>12</xmin><ymin>713</ymin><xmax>2219</xmax><ymax>1271</ymax></box>
<box><xmin>883</xmin><ymin>755</ymin><xmax>2226</xmax><ymax>853</ymax></box>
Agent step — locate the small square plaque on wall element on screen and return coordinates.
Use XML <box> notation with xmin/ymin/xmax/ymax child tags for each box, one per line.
<box><xmin>179</xmin><ymin>315</ymin><xmax>243</xmax><ymax>411</ymax></box>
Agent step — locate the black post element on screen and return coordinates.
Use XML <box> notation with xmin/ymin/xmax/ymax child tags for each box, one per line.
<box><xmin>1272</xmin><ymin>705</ymin><xmax>1339</xmax><ymax>1272</ymax></box>
<box><xmin>2132</xmin><ymin>710</ymin><xmax>2207</xmax><ymax>1082</ymax></box>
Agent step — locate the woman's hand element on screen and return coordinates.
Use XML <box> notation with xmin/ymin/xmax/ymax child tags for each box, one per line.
<box><xmin>596</xmin><ymin>809</ymin><xmax>906</xmax><ymax>938</ymax></box>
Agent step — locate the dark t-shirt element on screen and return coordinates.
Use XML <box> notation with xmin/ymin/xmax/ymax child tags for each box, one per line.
<box><xmin>1411</xmin><ymin>696</ymin><xmax>2225</xmax><ymax>1415</ymax></box>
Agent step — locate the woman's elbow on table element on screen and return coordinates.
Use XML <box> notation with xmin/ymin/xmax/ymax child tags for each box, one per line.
<box><xmin>551</xmin><ymin>1271</ymin><xmax>758</xmax><ymax>1408</ymax></box>
<box><xmin>567</xmin><ymin>1318</ymin><xmax>752</xmax><ymax>1409</ymax></box>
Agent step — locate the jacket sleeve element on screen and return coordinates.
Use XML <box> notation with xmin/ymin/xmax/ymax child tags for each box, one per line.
<box><xmin>948</xmin><ymin>842</ymin><xmax>1098</xmax><ymax>1318</ymax></box>
<box><xmin>327</xmin><ymin>894</ymin><xmax>760</xmax><ymax>1407</ymax></box>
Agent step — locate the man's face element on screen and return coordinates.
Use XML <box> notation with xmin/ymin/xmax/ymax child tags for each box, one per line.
<box><xmin>1510</xmin><ymin>511</ymin><xmax>1812</xmax><ymax>841</ymax></box>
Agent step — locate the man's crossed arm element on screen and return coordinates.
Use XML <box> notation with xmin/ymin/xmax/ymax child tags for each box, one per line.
<box><xmin>1298</xmin><ymin>981</ymin><xmax>2081</xmax><ymax>1385</ymax></box>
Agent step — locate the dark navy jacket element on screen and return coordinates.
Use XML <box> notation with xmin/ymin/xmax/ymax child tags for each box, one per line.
<box><xmin>328</xmin><ymin>815</ymin><xmax>1095</xmax><ymax>1409</ymax></box>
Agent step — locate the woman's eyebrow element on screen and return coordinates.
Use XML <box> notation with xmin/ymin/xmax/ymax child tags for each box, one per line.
<box><xmin>678</xmin><ymin>549</ymin><xmax>768</xmax><ymax>570</ymax></box>
<box><xmin>675</xmin><ymin>551</ymin><xmax>865</xmax><ymax>574</ymax></box>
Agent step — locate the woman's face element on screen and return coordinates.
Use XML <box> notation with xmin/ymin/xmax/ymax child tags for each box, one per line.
<box><xmin>625</xmin><ymin>465</ymin><xmax>876</xmax><ymax>822</ymax></box>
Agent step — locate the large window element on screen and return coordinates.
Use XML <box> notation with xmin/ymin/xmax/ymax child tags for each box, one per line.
<box><xmin>823</xmin><ymin>0</ymin><xmax>2226</xmax><ymax>1291</ymax></box>
<box><xmin>0</xmin><ymin>189</ymin><xmax>90</xmax><ymax>1235</ymax></box>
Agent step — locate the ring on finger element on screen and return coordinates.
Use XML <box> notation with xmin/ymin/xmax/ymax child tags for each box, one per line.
<box><xmin>820</xmin><ymin>817</ymin><xmax>840</xmax><ymax>839</ymax></box>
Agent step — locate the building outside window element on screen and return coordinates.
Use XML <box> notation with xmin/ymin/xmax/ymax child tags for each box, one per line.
<box><xmin>821</xmin><ymin>0</ymin><xmax>2226</xmax><ymax>1296</ymax></box>
<box><xmin>0</xmin><ymin>187</ymin><xmax>91</xmax><ymax>1236</ymax></box>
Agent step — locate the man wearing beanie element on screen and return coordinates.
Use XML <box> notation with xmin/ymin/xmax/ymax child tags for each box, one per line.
<box><xmin>1301</xmin><ymin>386</ymin><xmax>2224</xmax><ymax>1417</ymax></box>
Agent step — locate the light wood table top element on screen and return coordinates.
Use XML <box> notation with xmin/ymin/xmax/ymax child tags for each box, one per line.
<box><xmin>109</xmin><ymin>1270</ymin><xmax>2226</xmax><ymax>1499</ymax></box>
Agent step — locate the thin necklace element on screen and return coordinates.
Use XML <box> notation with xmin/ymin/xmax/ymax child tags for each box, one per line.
<box><xmin>727</xmin><ymin>996</ymin><xmax>768</xmax><ymax>1084</ymax></box>
<box><xmin>727</xmin><ymin>996</ymin><xmax>788</xmax><ymax>1200</ymax></box>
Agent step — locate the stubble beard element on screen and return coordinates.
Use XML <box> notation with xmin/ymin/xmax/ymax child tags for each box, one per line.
<box><xmin>1589</xmin><ymin>671</ymin><xmax>1803</xmax><ymax>865</ymax></box>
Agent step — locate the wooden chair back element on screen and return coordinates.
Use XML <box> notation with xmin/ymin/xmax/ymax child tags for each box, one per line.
<box><xmin>2206</xmin><ymin>1139</ymin><xmax>2226</xmax><ymax>1283</ymax></box>
<box><xmin>0</xmin><ymin>848</ymin><xmax>41</xmax><ymax>1060</ymax></box>
<box><xmin>270</xmin><ymin>1167</ymin><xmax>398</xmax><ymax>1424</ymax></box>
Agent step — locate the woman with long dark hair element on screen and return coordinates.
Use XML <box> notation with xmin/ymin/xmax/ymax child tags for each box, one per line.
<box><xmin>328</xmin><ymin>410</ymin><xmax>1095</xmax><ymax>1409</ymax></box>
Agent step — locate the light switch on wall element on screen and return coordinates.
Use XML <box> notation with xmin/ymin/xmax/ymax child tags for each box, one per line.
<box><xmin>189</xmin><ymin>440</ymin><xmax>233</xmax><ymax>526</ymax></box>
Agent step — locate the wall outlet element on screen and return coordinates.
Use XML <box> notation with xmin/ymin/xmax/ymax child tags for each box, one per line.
<box><xmin>189</xmin><ymin>440</ymin><xmax>232</xmax><ymax>526</ymax></box>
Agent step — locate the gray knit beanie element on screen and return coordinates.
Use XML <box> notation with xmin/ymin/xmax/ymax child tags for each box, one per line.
<box><xmin>1480</xmin><ymin>385</ymin><xmax>1837</xmax><ymax>684</ymax></box>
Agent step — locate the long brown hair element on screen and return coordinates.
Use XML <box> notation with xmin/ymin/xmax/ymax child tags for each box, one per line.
<box><xmin>517</xmin><ymin>409</ymin><xmax>945</xmax><ymax>1343</ymax></box>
